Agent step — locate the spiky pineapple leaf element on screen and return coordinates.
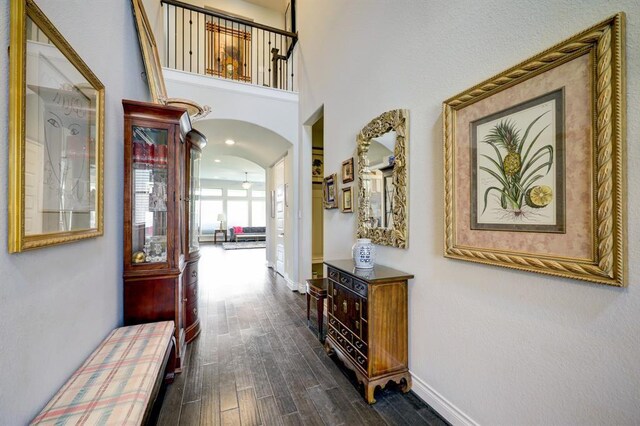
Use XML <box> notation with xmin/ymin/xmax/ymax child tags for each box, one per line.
<box><xmin>480</xmin><ymin>154</ymin><xmax>508</xmax><ymax>182</ymax></box>
<box><xmin>482</xmin><ymin>186</ymin><xmax>505</xmax><ymax>213</ymax></box>
<box><xmin>521</xmin><ymin>124</ymin><xmax>551</xmax><ymax>166</ymax></box>
<box><xmin>479</xmin><ymin>166</ymin><xmax>508</xmax><ymax>188</ymax></box>
<box><xmin>482</xmin><ymin>139</ymin><xmax>504</xmax><ymax>166</ymax></box>
<box><xmin>521</xmin><ymin>145</ymin><xmax>553</xmax><ymax>177</ymax></box>
<box><xmin>517</xmin><ymin>111</ymin><xmax>549</xmax><ymax>155</ymax></box>
<box><xmin>521</xmin><ymin>161</ymin><xmax>552</xmax><ymax>188</ymax></box>
<box><xmin>521</xmin><ymin>175</ymin><xmax>545</xmax><ymax>196</ymax></box>
<box><xmin>483</xmin><ymin>120</ymin><xmax>521</xmax><ymax>152</ymax></box>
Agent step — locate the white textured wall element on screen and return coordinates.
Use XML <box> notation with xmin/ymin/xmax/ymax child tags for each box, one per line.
<box><xmin>0</xmin><ymin>1</ymin><xmax>147</xmax><ymax>422</ymax></box>
<box><xmin>165</xmin><ymin>69</ymin><xmax>301</xmax><ymax>285</ymax></box>
<box><xmin>196</xmin><ymin>0</ymin><xmax>284</xmax><ymax>28</ymax></box>
<box><xmin>298</xmin><ymin>1</ymin><xmax>640</xmax><ymax>424</ymax></box>
<box><xmin>165</xmin><ymin>69</ymin><xmax>299</xmax><ymax>145</ymax></box>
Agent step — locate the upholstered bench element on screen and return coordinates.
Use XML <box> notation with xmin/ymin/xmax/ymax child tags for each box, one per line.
<box><xmin>31</xmin><ymin>321</ymin><xmax>175</xmax><ymax>425</ymax></box>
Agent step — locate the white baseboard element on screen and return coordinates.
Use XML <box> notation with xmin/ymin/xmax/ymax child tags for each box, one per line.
<box><xmin>410</xmin><ymin>372</ymin><xmax>478</xmax><ymax>426</ymax></box>
<box><xmin>284</xmin><ymin>274</ymin><xmax>297</xmax><ymax>291</ymax></box>
<box><xmin>297</xmin><ymin>281</ymin><xmax>306</xmax><ymax>293</ymax></box>
<box><xmin>267</xmin><ymin>261</ymin><xmax>275</xmax><ymax>269</ymax></box>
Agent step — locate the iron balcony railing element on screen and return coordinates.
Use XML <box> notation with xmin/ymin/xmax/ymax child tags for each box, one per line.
<box><xmin>161</xmin><ymin>0</ymin><xmax>298</xmax><ymax>91</ymax></box>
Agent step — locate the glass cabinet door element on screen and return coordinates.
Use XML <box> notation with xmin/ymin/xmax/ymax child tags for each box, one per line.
<box><xmin>189</xmin><ymin>147</ymin><xmax>201</xmax><ymax>253</ymax></box>
<box><xmin>131</xmin><ymin>126</ymin><xmax>169</xmax><ymax>264</ymax></box>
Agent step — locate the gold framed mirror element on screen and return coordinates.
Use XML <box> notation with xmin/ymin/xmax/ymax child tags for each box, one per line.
<box><xmin>131</xmin><ymin>0</ymin><xmax>168</xmax><ymax>104</ymax></box>
<box><xmin>356</xmin><ymin>109</ymin><xmax>409</xmax><ymax>248</ymax></box>
<box><xmin>9</xmin><ymin>0</ymin><xmax>105</xmax><ymax>252</ymax></box>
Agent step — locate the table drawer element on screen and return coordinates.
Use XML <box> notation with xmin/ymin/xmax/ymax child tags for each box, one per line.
<box><xmin>338</xmin><ymin>323</ymin><xmax>353</xmax><ymax>343</ymax></box>
<box><xmin>329</xmin><ymin>324</ymin><xmax>368</xmax><ymax>372</ymax></box>
<box><xmin>354</xmin><ymin>352</ymin><xmax>368</xmax><ymax>371</ymax></box>
<box><xmin>332</xmin><ymin>328</ymin><xmax>350</xmax><ymax>353</ymax></box>
<box><xmin>328</xmin><ymin>267</ymin><xmax>354</xmax><ymax>290</ymax></box>
<box><xmin>353</xmin><ymin>336</ymin><xmax>368</xmax><ymax>357</ymax></box>
<box><xmin>328</xmin><ymin>314</ymin><xmax>338</xmax><ymax>329</ymax></box>
<box><xmin>328</xmin><ymin>267</ymin><xmax>339</xmax><ymax>282</ymax></box>
<box><xmin>352</xmin><ymin>279</ymin><xmax>367</xmax><ymax>299</ymax></box>
<box><xmin>337</xmin><ymin>273</ymin><xmax>353</xmax><ymax>288</ymax></box>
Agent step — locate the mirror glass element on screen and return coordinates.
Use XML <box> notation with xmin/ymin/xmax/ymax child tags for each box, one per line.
<box><xmin>363</xmin><ymin>131</ymin><xmax>396</xmax><ymax>229</ymax></box>
<box><xmin>357</xmin><ymin>110</ymin><xmax>408</xmax><ymax>249</ymax></box>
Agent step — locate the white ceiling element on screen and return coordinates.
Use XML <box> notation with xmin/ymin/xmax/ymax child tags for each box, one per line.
<box><xmin>242</xmin><ymin>0</ymin><xmax>288</xmax><ymax>13</ymax></box>
<box><xmin>195</xmin><ymin>118</ymin><xmax>292</xmax><ymax>180</ymax></box>
<box><xmin>201</xmin><ymin>155</ymin><xmax>265</xmax><ymax>182</ymax></box>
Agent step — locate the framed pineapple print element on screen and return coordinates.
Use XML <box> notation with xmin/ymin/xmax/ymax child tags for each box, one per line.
<box><xmin>443</xmin><ymin>14</ymin><xmax>626</xmax><ymax>287</ymax></box>
<box><xmin>471</xmin><ymin>89</ymin><xmax>565</xmax><ymax>233</ymax></box>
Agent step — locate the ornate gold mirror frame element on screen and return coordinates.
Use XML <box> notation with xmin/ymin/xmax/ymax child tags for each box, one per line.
<box><xmin>9</xmin><ymin>0</ymin><xmax>105</xmax><ymax>252</ymax></box>
<box><xmin>357</xmin><ymin>109</ymin><xmax>409</xmax><ymax>248</ymax></box>
<box><xmin>131</xmin><ymin>0</ymin><xmax>168</xmax><ymax>103</ymax></box>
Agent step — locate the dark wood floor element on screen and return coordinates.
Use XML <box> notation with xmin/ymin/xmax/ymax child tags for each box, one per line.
<box><xmin>157</xmin><ymin>245</ymin><xmax>448</xmax><ymax>426</ymax></box>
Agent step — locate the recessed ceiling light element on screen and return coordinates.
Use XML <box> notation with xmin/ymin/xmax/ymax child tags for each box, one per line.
<box><xmin>214</xmin><ymin>159</ymin><xmax>221</xmax><ymax>163</ymax></box>
<box><xmin>225</xmin><ymin>139</ymin><xmax>235</xmax><ymax>145</ymax></box>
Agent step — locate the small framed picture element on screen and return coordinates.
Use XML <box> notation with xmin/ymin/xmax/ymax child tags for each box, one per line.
<box><xmin>342</xmin><ymin>157</ymin><xmax>354</xmax><ymax>183</ymax></box>
<box><xmin>341</xmin><ymin>187</ymin><xmax>353</xmax><ymax>213</ymax></box>
<box><xmin>323</xmin><ymin>174</ymin><xmax>338</xmax><ymax>209</ymax></box>
<box><xmin>312</xmin><ymin>148</ymin><xmax>324</xmax><ymax>184</ymax></box>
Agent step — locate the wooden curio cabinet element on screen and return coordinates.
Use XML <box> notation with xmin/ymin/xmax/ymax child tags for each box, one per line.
<box><xmin>122</xmin><ymin>99</ymin><xmax>192</xmax><ymax>371</ymax></box>
<box><xmin>183</xmin><ymin>129</ymin><xmax>206</xmax><ymax>342</ymax></box>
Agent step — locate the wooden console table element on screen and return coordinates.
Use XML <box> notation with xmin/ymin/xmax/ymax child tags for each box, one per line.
<box><xmin>324</xmin><ymin>259</ymin><xmax>413</xmax><ymax>404</ymax></box>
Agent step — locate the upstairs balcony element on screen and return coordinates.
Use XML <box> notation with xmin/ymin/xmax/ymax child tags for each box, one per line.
<box><xmin>161</xmin><ymin>0</ymin><xmax>298</xmax><ymax>92</ymax></box>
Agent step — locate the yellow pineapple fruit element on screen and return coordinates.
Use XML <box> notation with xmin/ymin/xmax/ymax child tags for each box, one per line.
<box><xmin>503</xmin><ymin>152</ymin><xmax>521</xmax><ymax>177</ymax></box>
<box><xmin>483</xmin><ymin>120</ymin><xmax>522</xmax><ymax>177</ymax></box>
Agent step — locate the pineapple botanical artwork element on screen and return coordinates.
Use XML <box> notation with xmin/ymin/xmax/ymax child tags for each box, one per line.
<box><xmin>471</xmin><ymin>89</ymin><xmax>565</xmax><ymax>232</ymax></box>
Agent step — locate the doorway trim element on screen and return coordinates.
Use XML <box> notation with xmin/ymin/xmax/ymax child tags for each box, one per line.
<box><xmin>298</xmin><ymin>105</ymin><xmax>324</xmax><ymax>294</ymax></box>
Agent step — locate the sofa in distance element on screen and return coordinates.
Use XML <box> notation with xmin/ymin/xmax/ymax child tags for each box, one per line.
<box><xmin>229</xmin><ymin>226</ymin><xmax>266</xmax><ymax>242</ymax></box>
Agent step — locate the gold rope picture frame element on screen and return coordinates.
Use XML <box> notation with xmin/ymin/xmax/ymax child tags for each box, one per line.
<box><xmin>443</xmin><ymin>14</ymin><xmax>626</xmax><ymax>286</ymax></box>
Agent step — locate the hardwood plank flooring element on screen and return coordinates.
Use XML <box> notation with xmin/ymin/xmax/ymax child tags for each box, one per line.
<box><xmin>157</xmin><ymin>245</ymin><xmax>449</xmax><ymax>425</ymax></box>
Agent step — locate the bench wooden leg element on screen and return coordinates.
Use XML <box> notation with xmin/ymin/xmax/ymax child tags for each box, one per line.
<box><xmin>164</xmin><ymin>337</ymin><xmax>176</xmax><ymax>384</ymax></box>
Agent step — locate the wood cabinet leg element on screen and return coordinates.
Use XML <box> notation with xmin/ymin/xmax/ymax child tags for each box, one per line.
<box><xmin>316</xmin><ymin>295</ymin><xmax>324</xmax><ymax>341</ymax></box>
<box><xmin>365</xmin><ymin>383</ymin><xmax>377</xmax><ymax>404</ymax></box>
<box><xmin>324</xmin><ymin>340</ymin><xmax>334</xmax><ymax>355</ymax></box>
<box><xmin>306</xmin><ymin>293</ymin><xmax>310</xmax><ymax>325</ymax></box>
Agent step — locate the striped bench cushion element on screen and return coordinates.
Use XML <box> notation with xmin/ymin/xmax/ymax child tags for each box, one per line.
<box><xmin>31</xmin><ymin>321</ymin><xmax>174</xmax><ymax>425</ymax></box>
